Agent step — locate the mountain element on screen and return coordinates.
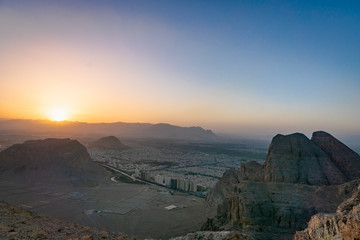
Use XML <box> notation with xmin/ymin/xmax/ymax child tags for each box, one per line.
<box><xmin>0</xmin><ymin>119</ymin><xmax>216</xmax><ymax>141</ymax></box>
<box><xmin>144</xmin><ymin>123</ymin><xmax>216</xmax><ymax>140</ymax></box>
<box><xmin>89</xmin><ymin>136</ymin><xmax>128</xmax><ymax>150</ymax></box>
<box><xmin>0</xmin><ymin>138</ymin><xmax>108</xmax><ymax>186</ymax></box>
<box><xmin>204</xmin><ymin>131</ymin><xmax>360</xmax><ymax>239</ymax></box>
<box><xmin>264</xmin><ymin>133</ymin><xmax>347</xmax><ymax>185</ymax></box>
<box><xmin>312</xmin><ymin>131</ymin><xmax>360</xmax><ymax>181</ymax></box>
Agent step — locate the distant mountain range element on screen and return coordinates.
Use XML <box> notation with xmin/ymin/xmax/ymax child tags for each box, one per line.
<box><xmin>0</xmin><ymin>119</ymin><xmax>216</xmax><ymax>141</ymax></box>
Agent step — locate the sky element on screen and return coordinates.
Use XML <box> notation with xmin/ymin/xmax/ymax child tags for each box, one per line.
<box><xmin>0</xmin><ymin>0</ymin><xmax>359</xmax><ymax>137</ymax></box>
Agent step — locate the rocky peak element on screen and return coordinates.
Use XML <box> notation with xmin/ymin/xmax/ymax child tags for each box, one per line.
<box><xmin>264</xmin><ymin>132</ymin><xmax>346</xmax><ymax>185</ymax></box>
<box><xmin>89</xmin><ymin>136</ymin><xmax>128</xmax><ymax>150</ymax></box>
<box><xmin>312</xmin><ymin>131</ymin><xmax>360</xmax><ymax>181</ymax></box>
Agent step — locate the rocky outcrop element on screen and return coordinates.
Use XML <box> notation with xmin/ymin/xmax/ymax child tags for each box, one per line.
<box><xmin>89</xmin><ymin>136</ymin><xmax>128</xmax><ymax>150</ymax></box>
<box><xmin>0</xmin><ymin>138</ymin><xmax>108</xmax><ymax>186</ymax></box>
<box><xmin>0</xmin><ymin>201</ymin><xmax>133</xmax><ymax>240</ymax></box>
<box><xmin>170</xmin><ymin>231</ymin><xmax>253</xmax><ymax>240</ymax></box>
<box><xmin>294</xmin><ymin>185</ymin><xmax>360</xmax><ymax>240</ymax></box>
<box><xmin>205</xmin><ymin>131</ymin><xmax>360</xmax><ymax>239</ymax></box>
<box><xmin>312</xmin><ymin>131</ymin><xmax>360</xmax><ymax>181</ymax></box>
<box><xmin>206</xmin><ymin>161</ymin><xmax>263</xmax><ymax>206</ymax></box>
<box><xmin>264</xmin><ymin>133</ymin><xmax>346</xmax><ymax>185</ymax></box>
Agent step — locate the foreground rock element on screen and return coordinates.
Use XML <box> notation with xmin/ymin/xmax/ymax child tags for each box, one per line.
<box><xmin>205</xmin><ymin>131</ymin><xmax>360</xmax><ymax>239</ymax></box>
<box><xmin>0</xmin><ymin>201</ymin><xmax>133</xmax><ymax>240</ymax></box>
<box><xmin>0</xmin><ymin>138</ymin><xmax>109</xmax><ymax>186</ymax></box>
<box><xmin>170</xmin><ymin>231</ymin><xmax>253</xmax><ymax>240</ymax></box>
<box><xmin>294</xmin><ymin>185</ymin><xmax>360</xmax><ymax>240</ymax></box>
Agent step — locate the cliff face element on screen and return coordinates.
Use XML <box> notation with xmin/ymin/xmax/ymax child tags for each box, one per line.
<box><xmin>264</xmin><ymin>133</ymin><xmax>346</xmax><ymax>185</ymax></box>
<box><xmin>0</xmin><ymin>138</ymin><xmax>108</xmax><ymax>186</ymax></box>
<box><xmin>206</xmin><ymin>161</ymin><xmax>263</xmax><ymax>206</ymax></box>
<box><xmin>205</xmin><ymin>131</ymin><xmax>360</xmax><ymax>239</ymax></box>
<box><xmin>294</xmin><ymin>185</ymin><xmax>360</xmax><ymax>240</ymax></box>
<box><xmin>311</xmin><ymin>131</ymin><xmax>360</xmax><ymax>181</ymax></box>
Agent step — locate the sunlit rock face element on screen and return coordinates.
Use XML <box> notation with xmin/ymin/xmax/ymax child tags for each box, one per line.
<box><xmin>0</xmin><ymin>138</ymin><xmax>108</xmax><ymax>186</ymax></box>
<box><xmin>205</xmin><ymin>131</ymin><xmax>360</xmax><ymax>240</ymax></box>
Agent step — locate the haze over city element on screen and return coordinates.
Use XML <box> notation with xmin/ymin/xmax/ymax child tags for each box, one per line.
<box><xmin>1</xmin><ymin>0</ymin><xmax>360</xmax><ymax>137</ymax></box>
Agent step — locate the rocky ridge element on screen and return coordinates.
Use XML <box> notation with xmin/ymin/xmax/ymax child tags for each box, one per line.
<box><xmin>205</xmin><ymin>131</ymin><xmax>360</xmax><ymax>239</ymax></box>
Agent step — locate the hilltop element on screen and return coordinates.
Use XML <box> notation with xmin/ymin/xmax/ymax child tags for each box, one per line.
<box><xmin>89</xmin><ymin>136</ymin><xmax>128</xmax><ymax>150</ymax></box>
<box><xmin>0</xmin><ymin>138</ymin><xmax>109</xmax><ymax>186</ymax></box>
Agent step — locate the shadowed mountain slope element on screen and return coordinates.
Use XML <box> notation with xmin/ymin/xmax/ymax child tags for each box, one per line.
<box><xmin>0</xmin><ymin>138</ymin><xmax>109</xmax><ymax>186</ymax></box>
<box><xmin>312</xmin><ymin>131</ymin><xmax>360</xmax><ymax>181</ymax></box>
<box><xmin>264</xmin><ymin>133</ymin><xmax>347</xmax><ymax>185</ymax></box>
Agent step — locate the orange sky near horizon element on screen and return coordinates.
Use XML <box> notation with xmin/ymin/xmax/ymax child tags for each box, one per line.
<box><xmin>1</xmin><ymin>1</ymin><xmax>360</xmax><ymax>137</ymax></box>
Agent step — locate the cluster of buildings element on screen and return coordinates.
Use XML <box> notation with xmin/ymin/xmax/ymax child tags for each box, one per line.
<box><xmin>136</xmin><ymin>170</ymin><xmax>207</xmax><ymax>192</ymax></box>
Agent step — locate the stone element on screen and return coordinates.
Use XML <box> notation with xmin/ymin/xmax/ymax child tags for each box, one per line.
<box><xmin>312</xmin><ymin>131</ymin><xmax>360</xmax><ymax>181</ymax></box>
<box><xmin>295</xmin><ymin>185</ymin><xmax>360</xmax><ymax>240</ymax></box>
<box><xmin>264</xmin><ymin>133</ymin><xmax>346</xmax><ymax>185</ymax></box>
<box><xmin>205</xmin><ymin>131</ymin><xmax>360</xmax><ymax>239</ymax></box>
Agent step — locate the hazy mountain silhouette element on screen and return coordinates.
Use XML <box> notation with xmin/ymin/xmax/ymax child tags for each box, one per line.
<box><xmin>0</xmin><ymin>119</ymin><xmax>216</xmax><ymax>141</ymax></box>
<box><xmin>89</xmin><ymin>136</ymin><xmax>129</xmax><ymax>150</ymax></box>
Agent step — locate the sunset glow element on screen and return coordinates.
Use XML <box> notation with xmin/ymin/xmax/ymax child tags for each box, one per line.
<box><xmin>49</xmin><ymin>108</ymin><xmax>68</xmax><ymax>122</ymax></box>
<box><xmin>1</xmin><ymin>1</ymin><xmax>360</xmax><ymax>137</ymax></box>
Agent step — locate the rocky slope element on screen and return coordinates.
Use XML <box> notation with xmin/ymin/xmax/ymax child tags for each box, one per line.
<box><xmin>170</xmin><ymin>231</ymin><xmax>253</xmax><ymax>240</ymax></box>
<box><xmin>312</xmin><ymin>131</ymin><xmax>360</xmax><ymax>181</ymax></box>
<box><xmin>0</xmin><ymin>201</ymin><xmax>132</xmax><ymax>240</ymax></box>
<box><xmin>0</xmin><ymin>138</ymin><xmax>109</xmax><ymax>186</ymax></box>
<box><xmin>294</xmin><ymin>185</ymin><xmax>360</xmax><ymax>240</ymax></box>
<box><xmin>264</xmin><ymin>133</ymin><xmax>346</xmax><ymax>185</ymax></box>
<box><xmin>89</xmin><ymin>136</ymin><xmax>128</xmax><ymax>150</ymax></box>
<box><xmin>205</xmin><ymin>131</ymin><xmax>360</xmax><ymax>239</ymax></box>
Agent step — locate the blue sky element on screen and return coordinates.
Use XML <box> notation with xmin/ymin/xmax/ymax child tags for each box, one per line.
<box><xmin>0</xmin><ymin>0</ymin><xmax>359</xmax><ymax>136</ymax></box>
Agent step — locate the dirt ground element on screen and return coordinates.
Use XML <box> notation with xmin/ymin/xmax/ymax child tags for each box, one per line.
<box><xmin>0</xmin><ymin>176</ymin><xmax>216</xmax><ymax>239</ymax></box>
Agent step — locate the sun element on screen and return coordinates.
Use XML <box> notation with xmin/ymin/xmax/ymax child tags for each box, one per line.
<box><xmin>49</xmin><ymin>108</ymin><xmax>68</xmax><ymax>121</ymax></box>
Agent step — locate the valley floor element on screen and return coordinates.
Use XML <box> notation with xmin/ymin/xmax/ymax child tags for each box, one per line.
<box><xmin>0</xmin><ymin>176</ymin><xmax>216</xmax><ymax>239</ymax></box>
